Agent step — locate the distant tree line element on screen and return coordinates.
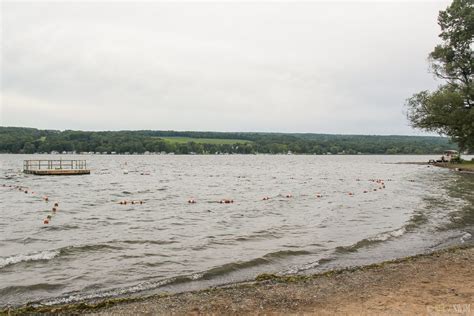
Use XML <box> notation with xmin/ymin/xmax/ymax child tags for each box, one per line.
<box><xmin>0</xmin><ymin>127</ymin><xmax>460</xmax><ymax>155</ymax></box>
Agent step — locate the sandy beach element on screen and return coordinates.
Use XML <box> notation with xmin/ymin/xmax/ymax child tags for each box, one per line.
<box><xmin>5</xmin><ymin>245</ymin><xmax>472</xmax><ymax>315</ymax></box>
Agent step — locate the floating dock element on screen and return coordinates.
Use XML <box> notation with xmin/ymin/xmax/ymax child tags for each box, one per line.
<box><xmin>23</xmin><ymin>160</ymin><xmax>90</xmax><ymax>175</ymax></box>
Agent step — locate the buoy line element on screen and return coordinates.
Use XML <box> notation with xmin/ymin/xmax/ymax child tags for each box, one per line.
<box><xmin>0</xmin><ymin>177</ymin><xmax>396</xmax><ymax>221</ymax></box>
<box><xmin>1</xmin><ymin>183</ymin><xmax>61</xmax><ymax>225</ymax></box>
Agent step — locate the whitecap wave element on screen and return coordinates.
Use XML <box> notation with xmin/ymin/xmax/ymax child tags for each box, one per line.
<box><xmin>0</xmin><ymin>250</ymin><xmax>60</xmax><ymax>269</ymax></box>
<box><xmin>190</xmin><ymin>273</ymin><xmax>203</xmax><ymax>280</ymax></box>
<box><xmin>460</xmin><ymin>232</ymin><xmax>472</xmax><ymax>243</ymax></box>
<box><xmin>284</xmin><ymin>260</ymin><xmax>319</xmax><ymax>274</ymax></box>
<box><xmin>367</xmin><ymin>227</ymin><xmax>406</xmax><ymax>242</ymax></box>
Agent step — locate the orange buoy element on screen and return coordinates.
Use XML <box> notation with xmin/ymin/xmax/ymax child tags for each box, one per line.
<box><xmin>43</xmin><ymin>219</ymin><xmax>49</xmax><ymax>224</ymax></box>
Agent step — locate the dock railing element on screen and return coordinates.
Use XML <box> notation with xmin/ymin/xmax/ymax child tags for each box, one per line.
<box><xmin>23</xmin><ymin>160</ymin><xmax>88</xmax><ymax>171</ymax></box>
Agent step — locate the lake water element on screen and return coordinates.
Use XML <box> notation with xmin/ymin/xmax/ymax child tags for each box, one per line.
<box><xmin>0</xmin><ymin>154</ymin><xmax>473</xmax><ymax>307</ymax></box>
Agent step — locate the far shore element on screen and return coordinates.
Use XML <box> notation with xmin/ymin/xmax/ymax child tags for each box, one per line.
<box><xmin>3</xmin><ymin>245</ymin><xmax>473</xmax><ymax>315</ymax></box>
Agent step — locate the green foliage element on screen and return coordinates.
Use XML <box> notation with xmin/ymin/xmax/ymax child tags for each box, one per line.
<box><xmin>406</xmin><ymin>0</ymin><xmax>473</xmax><ymax>151</ymax></box>
<box><xmin>0</xmin><ymin>126</ymin><xmax>458</xmax><ymax>155</ymax></box>
<box><xmin>160</xmin><ymin>137</ymin><xmax>251</xmax><ymax>145</ymax></box>
<box><xmin>450</xmin><ymin>155</ymin><xmax>463</xmax><ymax>163</ymax></box>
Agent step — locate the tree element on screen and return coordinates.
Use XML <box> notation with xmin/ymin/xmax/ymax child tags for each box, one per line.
<box><xmin>406</xmin><ymin>0</ymin><xmax>473</xmax><ymax>151</ymax></box>
<box><xmin>22</xmin><ymin>142</ymin><xmax>37</xmax><ymax>154</ymax></box>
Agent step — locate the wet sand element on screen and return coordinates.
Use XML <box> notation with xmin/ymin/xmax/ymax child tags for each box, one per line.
<box><xmin>6</xmin><ymin>245</ymin><xmax>473</xmax><ymax>315</ymax></box>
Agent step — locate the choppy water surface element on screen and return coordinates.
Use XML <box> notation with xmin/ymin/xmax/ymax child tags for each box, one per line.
<box><xmin>0</xmin><ymin>154</ymin><xmax>473</xmax><ymax>307</ymax></box>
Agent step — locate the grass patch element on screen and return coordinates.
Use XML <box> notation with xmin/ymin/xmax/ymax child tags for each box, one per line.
<box><xmin>159</xmin><ymin>137</ymin><xmax>252</xmax><ymax>145</ymax></box>
<box><xmin>434</xmin><ymin>160</ymin><xmax>474</xmax><ymax>171</ymax></box>
<box><xmin>453</xmin><ymin>160</ymin><xmax>474</xmax><ymax>171</ymax></box>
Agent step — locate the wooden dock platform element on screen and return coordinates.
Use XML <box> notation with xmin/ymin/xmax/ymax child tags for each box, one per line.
<box><xmin>23</xmin><ymin>160</ymin><xmax>90</xmax><ymax>176</ymax></box>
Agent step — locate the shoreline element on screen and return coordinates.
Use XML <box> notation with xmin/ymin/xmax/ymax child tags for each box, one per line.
<box><xmin>432</xmin><ymin>162</ymin><xmax>474</xmax><ymax>174</ymax></box>
<box><xmin>397</xmin><ymin>161</ymin><xmax>474</xmax><ymax>174</ymax></box>
<box><xmin>3</xmin><ymin>245</ymin><xmax>473</xmax><ymax>315</ymax></box>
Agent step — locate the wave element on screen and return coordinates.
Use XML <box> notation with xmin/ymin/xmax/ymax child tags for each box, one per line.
<box><xmin>0</xmin><ymin>283</ymin><xmax>65</xmax><ymax>297</ymax></box>
<box><xmin>60</xmin><ymin>244</ymin><xmax>124</xmax><ymax>256</ymax></box>
<box><xmin>460</xmin><ymin>232</ymin><xmax>472</xmax><ymax>243</ymax></box>
<box><xmin>0</xmin><ymin>250</ymin><xmax>60</xmax><ymax>269</ymax></box>
<box><xmin>199</xmin><ymin>258</ymin><xmax>270</xmax><ymax>280</ymax></box>
<box><xmin>115</xmin><ymin>239</ymin><xmax>177</xmax><ymax>245</ymax></box>
<box><xmin>336</xmin><ymin>227</ymin><xmax>407</xmax><ymax>254</ymax></box>
<box><xmin>0</xmin><ymin>244</ymin><xmax>124</xmax><ymax>270</ymax></box>
<box><xmin>42</xmin><ymin>224</ymin><xmax>80</xmax><ymax>231</ymax></box>
<box><xmin>367</xmin><ymin>227</ymin><xmax>406</xmax><ymax>242</ymax></box>
<box><xmin>37</xmin><ymin>276</ymin><xmax>188</xmax><ymax>307</ymax></box>
<box><xmin>284</xmin><ymin>256</ymin><xmax>335</xmax><ymax>274</ymax></box>
<box><xmin>405</xmin><ymin>212</ymin><xmax>429</xmax><ymax>231</ymax></box>
<box><xmin>235</xmin><ymin>232</ymin><xmax>282</xmax><ymax>242</ymax></box>
<box><xmin>1</xmin><ymin>237</ymin><xmax>49</xmax><ymax>244</ymax></box>
<box><xmin>198</xmin><ymin>249</ymin><xmax>311</xmax><ymax>280</ymax></box>
<box><xmin>27</xmin><ymin>249</ymin><xmax>312</xmax><ymax>307</ymax></box>
<box><xmin>0</xmin><ymin>239</ymin><xmax>180</xmax><ymax>269</ymax></box>
<box><xmin>262</xmin><ymin>249</ymin><xmax>310</xmax><ymax>260</ymax></box>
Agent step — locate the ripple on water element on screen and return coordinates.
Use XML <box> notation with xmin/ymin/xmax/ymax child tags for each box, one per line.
<box><xmin>115</xmin><ymin>239</ymin><xmax>177</xmax><ymax>246</ymax></box>
<box><xmin>41</xmin><ymin>224</ymin><xmax>80</xmax><ymax>231</ymax></box>
<box><xmin>1</xmin><ymin>154</ymin><xmax>473</xmax><ymax>307</ymax></box>
<box><xmin>0</xmin><ymin>283</ymin><xmax>65</xmax><ymax>297</ymax></box>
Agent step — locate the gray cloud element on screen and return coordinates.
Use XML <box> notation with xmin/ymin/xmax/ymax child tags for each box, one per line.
<box><xmin>1</xmin><ymin>1</ymin><xmax>450</xmax><ymax>134</ymax></box>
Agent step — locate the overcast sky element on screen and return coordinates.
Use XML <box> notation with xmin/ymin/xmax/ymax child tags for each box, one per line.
<box><xmin>1</xmin><ymin>1</ymin><xmax>451</xmax><ymax>135</ymax></box>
